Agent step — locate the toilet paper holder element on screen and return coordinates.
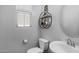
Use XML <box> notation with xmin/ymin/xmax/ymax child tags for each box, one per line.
<box><xmin>23</xmin><ymin>39</ymin><xmax>28</xmax><ymax>44</ymax></box>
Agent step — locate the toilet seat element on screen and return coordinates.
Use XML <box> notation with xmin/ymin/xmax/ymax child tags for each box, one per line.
<box><xmin>27</xmin><ymin>47</ymin><xmax>43</xmax><ymax>53</ymax></box>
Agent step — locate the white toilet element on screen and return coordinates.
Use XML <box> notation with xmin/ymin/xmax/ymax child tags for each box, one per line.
<box><xmin>27</xmin><ymin>38</ymin><xmax>49</xmax><ymax>53</ymax></box>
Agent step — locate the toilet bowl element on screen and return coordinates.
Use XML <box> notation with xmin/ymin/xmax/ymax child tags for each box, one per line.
<box><xmin>27</xmin><ymin>38</ymin><xmax>49</xmax><ymax>53</ymax></box>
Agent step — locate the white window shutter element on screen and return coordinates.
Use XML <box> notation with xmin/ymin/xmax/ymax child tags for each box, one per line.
<box><xmin>16</xmin><ymin>5</ymin><xmax>32</xmax><ymax>27</ymax></box>
<box><xmin>17</xmin><ymin>12</ymin><xmax>24</xmax><ymax>27</ymax></box>
<box><xmin>24</xmin><ymin>13</ymin><xmax>31</xmax><ymax>26</ymax></box>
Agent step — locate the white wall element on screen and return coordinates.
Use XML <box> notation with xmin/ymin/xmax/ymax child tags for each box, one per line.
<box><xmin>0</xmin><ymin>5</ymin><xmax>40</xmax><ymax>52</ymax></box>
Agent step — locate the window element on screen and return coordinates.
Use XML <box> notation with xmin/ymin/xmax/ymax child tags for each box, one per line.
<box><xmin>16</xmin><ymin>5</ymin><xmax>32</xmax><ymax>27</ymax></box>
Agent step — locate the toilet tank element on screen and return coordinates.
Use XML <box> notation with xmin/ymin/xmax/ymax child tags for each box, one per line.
<box><xmin>39</xmin><ymin>38</ymin><xmax>49</xmax><ymax>51</ymax></box>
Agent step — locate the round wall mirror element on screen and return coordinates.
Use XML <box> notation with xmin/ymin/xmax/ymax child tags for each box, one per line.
<box><xmin>39</xmin><ymin>5</ymin><xmax>52</xmax><ymax>29</ymax></box>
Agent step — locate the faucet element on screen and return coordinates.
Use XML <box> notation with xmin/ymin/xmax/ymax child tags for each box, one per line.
<box><xmin>67</xmin><ymin>38</ymin><xmax>75</xmax><ymax>48</ymax></box>
<box><xmin>71</xmin><ymin>41</ymin><xmax>75</xmax><ymax>48</ymax></box>
<box><xmin>67</xmin><ymin>38</ymin><xmax>72</xmax><ymax>45</ymax></box>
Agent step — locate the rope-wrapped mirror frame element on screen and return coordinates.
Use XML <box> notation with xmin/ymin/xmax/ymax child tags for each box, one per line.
<box><xmin>39</xmin><ymin>5</ymin><xmax>52</xmax><ymax>29</ymax></box>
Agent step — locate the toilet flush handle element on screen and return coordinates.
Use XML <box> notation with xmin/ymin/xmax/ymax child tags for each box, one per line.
<box><xmin>23</xmin><ymin>39</ymin><xmax>28</xmax><ymax>44</ymax></box>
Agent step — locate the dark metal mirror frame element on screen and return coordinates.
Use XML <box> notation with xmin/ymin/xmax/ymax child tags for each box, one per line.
<box><xmin>39</xmin><ymin>5</ymin><xmax>52</xmax><ymax>29</ymax></box>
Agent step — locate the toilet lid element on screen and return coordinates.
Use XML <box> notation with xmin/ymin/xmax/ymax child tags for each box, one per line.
<box><xmin>27</xmin><ymin>47</ymin><xmax>43</xmax><ymax>53</ymax></box>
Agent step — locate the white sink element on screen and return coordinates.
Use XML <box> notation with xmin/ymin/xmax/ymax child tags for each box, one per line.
<box><xmin>49</xmin><ymin>41</ymin><xmax>79</xmax><ymax>53</ymax></box>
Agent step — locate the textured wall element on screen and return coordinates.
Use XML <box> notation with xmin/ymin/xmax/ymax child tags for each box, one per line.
<box><xmin>0</xmin><ymin>5</ymin><xmax>40</xmax><ymax>52</ymax></box>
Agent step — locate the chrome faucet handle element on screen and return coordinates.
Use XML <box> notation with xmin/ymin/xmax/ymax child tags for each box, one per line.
<box><xmin>67</xmin><ymin>38</ymin><xmax>75</xmax><ymax>48</ymax></box>
<box><xmin>71</xmin><ymin>41</ymin><xmax>75</xmax><ymax>48</ymax></box>
<box><xmin>67</xmin><ymin>38</ymin><xmax>72</xmax><ymax>45</ymax></box>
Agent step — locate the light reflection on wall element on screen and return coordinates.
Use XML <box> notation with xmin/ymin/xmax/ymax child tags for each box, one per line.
<box><xmin>61</xmin><ymin>6</ymin><xmax>79</xmax><ymax>38</ymax></box>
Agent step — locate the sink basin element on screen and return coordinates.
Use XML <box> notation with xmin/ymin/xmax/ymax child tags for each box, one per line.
<box><xmin>49</xmin><ymin>41</ymin><xmax>79</xmax><ymax>53</ymax></box>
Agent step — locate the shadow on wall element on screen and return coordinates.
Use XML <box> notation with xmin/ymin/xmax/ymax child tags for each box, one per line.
<box><xmin>60</xmin><ymin>5</ymin><xmax>79</xmax><ymax>38</ymax></box>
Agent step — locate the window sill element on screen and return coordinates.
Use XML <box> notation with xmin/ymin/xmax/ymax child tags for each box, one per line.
<box><xmin>16</xmin><ymin>25</ymin><xmax>32</xmax><ymax>28</ymax></box>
